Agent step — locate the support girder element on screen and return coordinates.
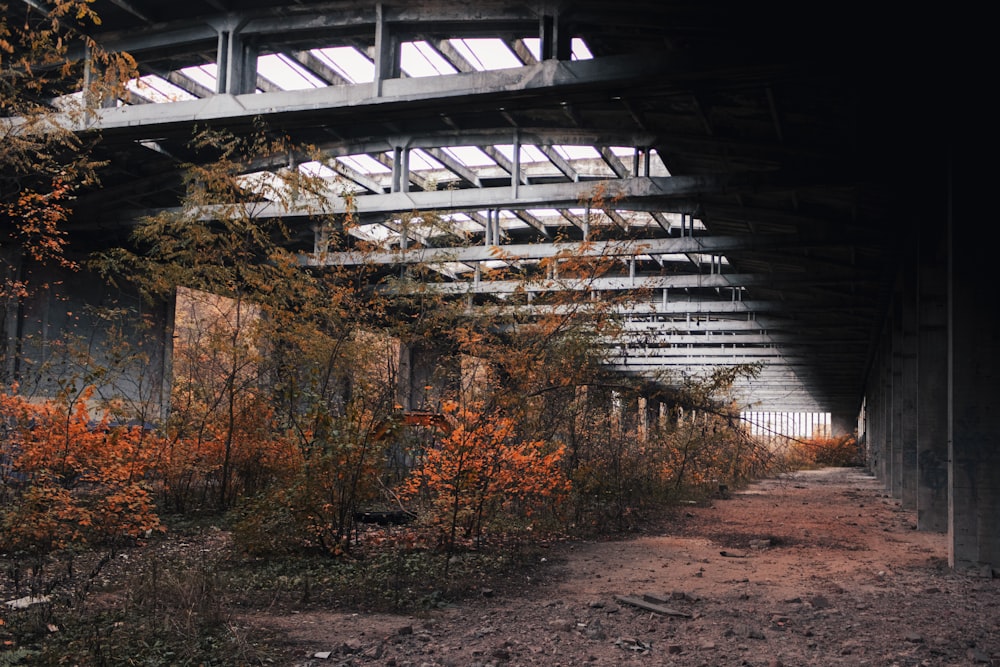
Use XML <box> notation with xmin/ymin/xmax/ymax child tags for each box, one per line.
<box><xmin>61</xmin><ymin>56</ymin><xmax>709</xmax><ymax>139</ymax></box>
<box><xmin>131</xmin><ymin>173</ymin><xmax>834</xmax><ymax>223</ymax></box>
<box><xmin>308</xmin><ymin>234</ymin><xmax>827</xmax><ymax>266</ymax></box>
<box><xmin>395</xmin><ymin>272</ymin><xmax>874</xmax><ymax>295</ymax></box>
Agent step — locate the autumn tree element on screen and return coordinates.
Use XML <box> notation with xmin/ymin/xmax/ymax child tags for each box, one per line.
<box><xmin>0</xmin><ymin>387</ymin><xmax>162</xmax><ymax>594</ymax></box>
<box><xmin>1</xmin><ymin>2</ymin><xmax>136</xmax><ymax>375</ymax></box>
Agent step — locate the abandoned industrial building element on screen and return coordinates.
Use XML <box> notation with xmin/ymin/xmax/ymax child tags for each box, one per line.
<box><xmin>0</xmin><ymin>0</ymin><xmax>988</xmax><ymax>663</ymax></box>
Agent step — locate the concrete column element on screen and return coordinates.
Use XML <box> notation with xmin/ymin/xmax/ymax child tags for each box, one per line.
<box><xmin>396</xmin><ymin>343</ymin><xmax>413</xmax><ymax>410</ymax></box>
<box><xmin>374</xmin><ymin>3</ymin><xmax>399</xmax><ymax>96</ymax></box>
<box><xmin>395</xmin><ymin>342</ymin><xmax>460</xmax><ymax>413</ymax></box>
<box><xmin>900</xmin><ymin>259</ymin><xmax>920</xmax><ymax>509</ymax></box>
<box><xmin>948</xmin><ymin>183</ymin><xmax>1000</xmax><ymax>574</ymax></box>
<box><xmin>879</xmin><ymin>331</ymin><xmax>893</xmax><ymax>487</ymax></box>
<box><xmin>637</xmin><ymin>396</ymin><xmax>648</xmax><ymax>442</ymax></box>
<box><xmin>216</xmin><ymin>24</ymin><xmax>257</xmax><ymax>95</ymax></box>
<box><xmin>540</xmin><ymin>14</ymin><xmax>572</xmax><ymax>61</ymax></box>
<box><xmin>917</xmin><ymin>225</ymin><xmax>948</xmax><ymax>532</ymax></box>
<box><xmin>891</xmin><ymin>294</ymin><xmax>904</xmax><ymax>499</ymax></box>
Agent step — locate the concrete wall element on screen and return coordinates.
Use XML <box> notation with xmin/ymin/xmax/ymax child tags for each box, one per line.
<box><xmin>861</xmin><ymin>156</ymin><xmax>999</xmax><ymax>575</ymax></box>
<box><xmin>0</xmin><ymin>256</ymin><xmax>171</xmax><ymax>421</ymax></box>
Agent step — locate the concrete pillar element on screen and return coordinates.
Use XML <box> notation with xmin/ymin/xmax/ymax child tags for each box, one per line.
<box><xmin>900</xmin><ymin>259</ymin><xmax>920</xmax><ymax>510</ymax></box>
<box><xmin>637</xmin><ymin>396</ymin><xmax>648</xmax><ymax>442</ymax></box>
<box><xmin>948</xmin><ymin>184</ymin><xmax>1000</xmax><ymax>574</ymax></box>
<box><xmin>917</xmin><ymin>224</ymin><xmax>948</xmax><ymax>532</ymax></box>
<box><xmin>539</xmin><ymin>14</ymin><xmax>572</xmax><ymax>61</ymax></box>
<box><xmin>216</xmin><ymin>24</ymin><xmax>257</xmax><ymax>95</ymax></box>
<box><xmin>373</xmin><ymin>2</ymin><xmax>399</xmax><ymax>96</ymax></box>
<box><xmin>395</xmin><ymin>342</ymin><xmax>460</xmax><ymax>413</ymax></box>
<box><xmin>879</xmin><ymin>331</ymin><xmax>893</xmax><ymax>487</ymax></box>
<box><xmin>891</xmin><ymin>294</ymin><xmax>904</xmax><ymax>499</ymax></box>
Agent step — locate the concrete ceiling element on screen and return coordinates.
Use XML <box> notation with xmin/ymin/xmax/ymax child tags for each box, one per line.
<box><xmin>29</xmin><ymin>0</ymin><xmax>955</xmax><ymax>416</ymax></box>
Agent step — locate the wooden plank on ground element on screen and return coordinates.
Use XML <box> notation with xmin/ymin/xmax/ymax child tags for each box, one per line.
<box><xmin>613</xmin><ymin>595</ymin><xmax>692</xmax><ymax>618</ymax></box>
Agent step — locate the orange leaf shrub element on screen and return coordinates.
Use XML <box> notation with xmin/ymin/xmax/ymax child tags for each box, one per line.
<box><xmin>0</xmin><ymin>387</ymin><xmax>162</xmax><ymax>557</ymax></box>
<box><xmin>401</xmin><ymin>402</ymin><xmax>570</xmax><ymax>550</ymax></box>
<box><xmin>788</xmin><ymin>435</ymin><xmax>861</xmax><ymax>468</ymax></box>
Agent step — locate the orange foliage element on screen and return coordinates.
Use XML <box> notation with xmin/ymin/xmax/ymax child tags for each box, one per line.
<box><xmin>402</xmin><ymin>402</ymin><xmax>570</xmax><ymax>549</ymax></box>
<box><xmin>789</xmin><ymin>435</ymin><xmax>861</xmax><ymax>468</ymax></box>
<box><xmin>0</xmin><ymin>387</ymin><xmax>162</xmax><ymax>555</ymax></box>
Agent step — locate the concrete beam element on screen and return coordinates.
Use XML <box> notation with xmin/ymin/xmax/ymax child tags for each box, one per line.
<box><xmin>395</xmin><ymin>271</ymin><xmax>875</xmax><ymax>295</ymax></box>
<box><xmin>306</xmin><ymin>234</ymin><xmax>811</xmax><ymax>266</ymax></box>
<box><xmin>63</xmin><ymin>56</ymin><xmax>690</xmax><ymax>139</ymax></box>
<box><xmin>131</xmin><ymin>173</ymin><xmax>835</xmax><ymax>224</ymax></box>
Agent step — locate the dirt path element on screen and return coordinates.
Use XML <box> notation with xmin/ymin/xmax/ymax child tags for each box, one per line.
<box><xmin>252</xmin><ymin>468</ymin><xmax>1000</xmax><ymax>666</ymax></box>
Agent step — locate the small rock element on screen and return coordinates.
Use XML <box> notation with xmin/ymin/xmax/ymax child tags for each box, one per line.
<box><xmin>585</xmin><ymin>620</ymin><xmax>607</xmax><ymax>641</ymax></box>
<box><xmin>548</xmin><ymin>619</ymin><xmax>573</xmax><ymax>632</ymax></box>
<box><xmin>587</xmin><ymin>600</ymin><xmax>605</xmax><ymax>608</ymax></box>
<box><xmin>667</xmin><ymin>644</ymin><xmax>682</xmax><ymax>654</ymax></box>
<box><xmin>966</xmin><ymin>648</ymin><xmax>991</xmax><ymax>663</ymax></box>
<box><xmin>398</xmin><ymin>625</ymin><xmax>414</xmax><ymax>636</ymax></box>
<box><xmin>808</xmin><ymin>595</ymin><xmax>830</xmax><ymax>609</ymax></box>
<box><xmin>313</xmin><ymin>651</ymin><xmax>332</xmax><ymax>660</ymax></box>
<box><xmin>904</xmin><ymin>632</ymin><xmax>924</xmax><ymax>644</ymax></box>
<box><xmin>481</xmin><ymin>589</ymin><xmax>494</xmax><ymax>598</ymax></box>
<box><xmin>734</xmin><ymin>624</ymin><xmax>765</xmax><ymax>640</ymax></box>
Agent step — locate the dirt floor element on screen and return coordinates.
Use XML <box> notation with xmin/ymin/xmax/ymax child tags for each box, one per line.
<box><xmin>249</xmin><ymin>467</ymin><xmax>1000</xmax><ymax>667</ymax></box>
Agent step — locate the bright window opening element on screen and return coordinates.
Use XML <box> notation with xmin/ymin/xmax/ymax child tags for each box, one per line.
<box><xmin>257</xmin><ymin>53</ymin><xmax>325</xmax><ymax>90</ymax></box>
<box><xmin>312</xmin><ymin>47</ymin><xmax>375</xmax><ymax>83</ymax></box>
<box><xmin>400</xmin><ymin>41</ymin><xmax>459</xmax><ymax>77</ymax></box>
<box><xmin>447</xmin><ymin>38</ymin><xmax>522</xmax><ymax>71</ymax></box>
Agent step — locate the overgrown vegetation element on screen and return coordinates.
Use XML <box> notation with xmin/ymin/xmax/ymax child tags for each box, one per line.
<box><xmin>0</xmin><ymin>4</ymin><xmax>823</xmax><ymax>664</ymax></box>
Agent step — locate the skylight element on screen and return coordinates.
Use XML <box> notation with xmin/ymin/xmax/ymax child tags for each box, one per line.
<box><xmin>493</xmin><ymin>144</ymin><xmax>549</xmax><ymax>163</ymax></box>
<box><xmin>127</xmin><ymin>74</ymin><xmax>197</xmax><ymax>103</ymax></box>
<box><xmin>180</xmin><ymin>64</ymin><xmax>218</xmax><ymax>91</ymax></box>
<box><xmin>442</xmin><ymin>146</ymin><xmax>495</xmax><ymax>167</ymax></box>
<box><xmin>400</xmin><ymin>41</ymin><xmax>459</xmax><ymax>77</ymax></box>
<box><xmin>519</xmin><ymin>37</ymin><xmax>593</xmax><ymax>62</ymax></box>
<box><xmin>408</xmin><ymin>149</ymin><xmax>444</xmax><ymax>171</ymax></box>
<box><xmin>257</xmin><ymin>53</ymin><xmax>324</xmax><ymax>90</ymax></box>
<box><xmin>336</xmin><ymin>154</ymin><xmax>391</xmax><ymax>174</ymax></box>
<box><xmin>448</xmin><ymin>38</ymin><xmax>522</xmax><ymax>71</ymax></box>
<box><xmin>571</xmin><ymin>38</ymin><xmax>594</xmax><ymax>60</ymax></box>
<box><xmin>554</xmin><ymin>145</ymin><xmax>601</xmax><ymax>160</ymax></box>
<box><xmin>313</xmin><ymin>47</ymin><xmax>375</xmax><ymax>83</ymax></box>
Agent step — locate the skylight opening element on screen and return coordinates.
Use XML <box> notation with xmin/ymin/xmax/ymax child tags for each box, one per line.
<box><xmin>180</xmin><ymin>64</ymin><xmax>218</xmax><ymax>91</ymax></box>
<box><xmin>127</xmin><ymin>74</ymin><xmax>197</xmax><ymax>103</ymax></box>
<box><xmin>554</xmin><ymin>145</ymin><xmax>601</xmax><ymax>160</ymax></box>
<box><xmin>521</xmin><ymin>38</ymin><xmax>542</xmax><ymax>61</ymax></box>
<box><xmin>609</xmin><ymin>146</ymin><xmax>636</xmax><ymax>158</ymax></box>
<box><xmin>336</xmin><ymin>154</ymin><xmax>391</xmax><ymax>174</ymax></box>
<box><xmin>236</xmin><ymin>171</ymin><xmax>286</xmax><ymax>200</ymax></box>
<box><xmin>400</xmin><ymin>41</ymin><xmax>459</xmax><ymax>77</ymax></box>
<box><xmin>571</xmin><ymin>38</ymin><xmax>594</xmax><ymax>60</ymax></box>
<box><xmin>509</xmin><ymin>37</ymin><xmax>592</xmax><ymax>61</ymax></box>
<box><xmin>408</xmin><ymin>149</ymin><xmax>444</xmax><ymax>171</ymax></box>
<box><xmin>442</xmin><ymin>146</ymin><xmax>495</xmax><ymax>167</ymax></box>
<box><xmin>298</xmin><ymin>160</ymin><xmax>335</xmax><ymax>178</ymax></box>
<box><xmin>494</xmin><ymin>144</ymin><xmax>549</xmax><ymax>164</ymax></box>
<box><xmin>352</xmin><ymin>224</ymin><xmax>392</xmax><ymax>243</ymax></box>
<box><xmin>526</xmin><ymin>208</ymin><xmax>561</xmax><ymax>217</ymax></box>
<box><xmin>448</xmin><ymin>38</ymin><xmax>522</xmax><ymax>71</ymax></box>
<box><xmin>257</xmin><ymin>53</ymin><xmax>325</xmax><ymax>90</ymax></box>
<box><xmin>313</xmin><ymin>47</ymin><xmax>375</xmax><ymax>83</ymax></box>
